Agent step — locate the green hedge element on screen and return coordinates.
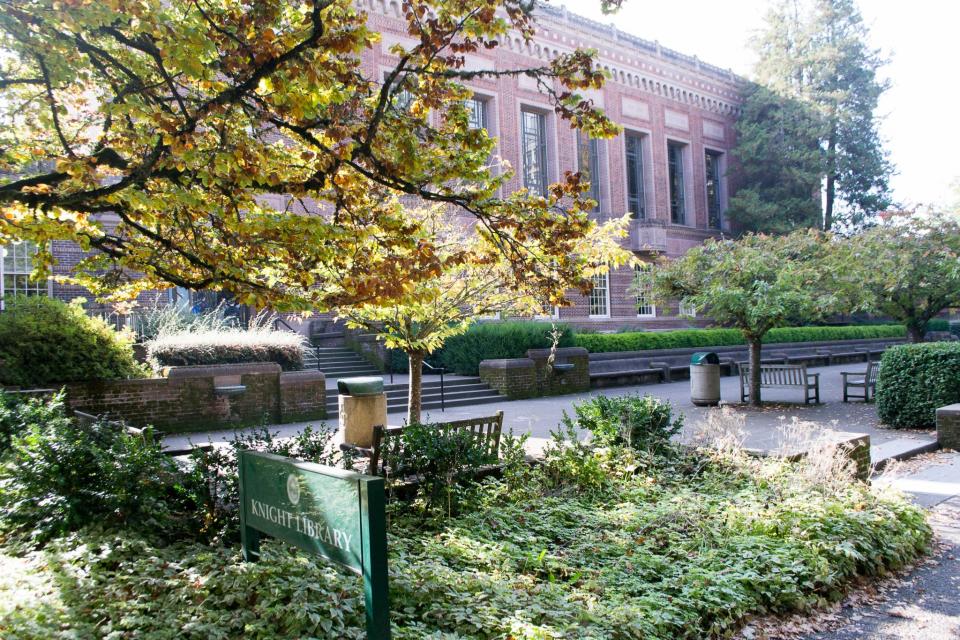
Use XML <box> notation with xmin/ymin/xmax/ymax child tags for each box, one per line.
<box><xmin>876</xmin><ymin>342</ymin><xmax>960</xmax><ymax>429</ymax></box>
<box><xmin>440</xmin><ymin>322</ymin><xmax>574</xmax><ymax>376</ymax></box>
<box><xmin>574</xmin><ymin>324</ymin><xmax>906</xmax><ymax>354</ymax></box>
<box><xmin>147</xmin><ymin>329</ymin><xmax>305</xmax><ymax>371</ymax></box>
<box><xmin>0</xmin><ymin>296</ymin><xmax>146</xmax><ymax>387</ymax></box>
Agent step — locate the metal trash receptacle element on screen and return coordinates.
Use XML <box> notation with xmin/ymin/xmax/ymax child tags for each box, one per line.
<box><xmin>338</xmin><ymin>376</ymin><xmax>387</xmax><ymax>447</ymax></box>
<box><xmin>690</xmin><ymin>352</ymin><xmax>721</xmax><ymax>407</ymax></box>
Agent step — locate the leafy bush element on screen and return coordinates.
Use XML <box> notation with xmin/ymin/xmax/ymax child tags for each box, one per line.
<box><xmin>439</xmin><ymin>321</ymin><xmax>574</xmax><ymax>375</ymax></box>
<box><xmin>0</xmin><ymin>393</ymin><xmax>182</xmax><ymax>547</ymax></box>
<box><xmin>575</xmin><ymin>324</ymin><xmax>906</xmax><ymax>353</ymax></box>
<box><xmin>0</xmin><ymin>296</ymin><xmax>147</xmax><ymax>387</ymax></box>
<box><xmin>563</xmin><ymin>393</ymin><xmax>683</xmax><ymax>454</ymax></box>
<box><xmin>4</xmin><ymin>445</ymin><xmax>931</xmax><ymax>640</ymax></box>
<box><xmin>381</xmin><ymin>422</ymin><xmax>495</xmax><ymax>516</ymax></box>
<box><xmin>147</xmin><ymin>327</ymin><xmax>306</xmax><ymax>370</ymax></box>
<box><xmin>876</xmin><ymin>342</ymin><xmax>960</xmax><ymax>429</ymax></box>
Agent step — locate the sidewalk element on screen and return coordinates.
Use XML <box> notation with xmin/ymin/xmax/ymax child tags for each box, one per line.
<box><xmin>164</xmin><ymin>363</ymin><xmax>937</xmax><ymax>460</ymax></box>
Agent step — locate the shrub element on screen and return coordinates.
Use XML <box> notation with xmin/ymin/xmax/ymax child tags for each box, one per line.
<box><xmin>876</xmin><ymin>342</ymin><xmax>960</xmax><ymax>429</ymax></box>
<box><xmin>0</xmin><ymin>393</ymin><xmax>182</xmax><ymax>547</ymax></box>
<box><xmin>439</xmin><ymin>321</ymin><xmax>574</xmax><ymax>376</ymax></box>
<box><xmin>574</xmin><ymin>324</ymin><xmax>906</xmax><ymax>353</ymax></box>
<box><xmin>0</xmin><ymin>296</ymin><xmax>147</xmax><ymax>387</ymax></box>
<box><xmin>147</xmin><ymin>327</ymin><xmax>306</xmax><ymax>370</ymax></box>
<box><xmin>562</xmin><ymin>393</ymin><xmax>683</xmax><ymax>454</ymax></box>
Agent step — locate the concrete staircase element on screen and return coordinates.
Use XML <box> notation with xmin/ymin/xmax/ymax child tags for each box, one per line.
<box><xmin>324</xmin><ymin>376</ymin><xmax>504</xmax><ymax>419</ymax></box>
<box><xmin>303</xmin><ymin>347</ymin><xmax>380</xmax><ymax>379</ymax></box>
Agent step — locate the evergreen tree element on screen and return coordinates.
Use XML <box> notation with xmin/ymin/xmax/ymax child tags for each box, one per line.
<box><xmin>752</xmin><ymin>0</ymin><xmax>894</xmax><ymax>230</ymax></box>
<box><xmin>727</xmin><ymin>84</ymin><xmax>822</xmax><ymax>233</ymax></box>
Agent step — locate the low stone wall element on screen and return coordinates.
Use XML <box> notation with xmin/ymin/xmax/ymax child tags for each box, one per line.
<box><xmin>747</xmin><ymin>431</ymin><xmax>871</xmax><ymax>481</ymax></box>
<box><xmin>66</xmin><ymin>363</ymin><xmax>326</xmax><ymax>433</ymax></box>
<box><xmin>936</xmin><ymin>404</ymin><xmax>960</xmax><ymax>451</ymax></box>
<box><xmin>479</xmin><ymin>347</ymin><xmax>590</xmax><ymax>399</ymax></box>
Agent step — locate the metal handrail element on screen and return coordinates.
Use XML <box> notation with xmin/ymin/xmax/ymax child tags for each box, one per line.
<box><xmin>272</xmin><ymin>316</ymin><xmax>297</xmax><ymax>332</ymax></box>
<box><xmin>421</xmin><ymin>360</ymin><xmax>447</xmax><ymax>412</ymax></box>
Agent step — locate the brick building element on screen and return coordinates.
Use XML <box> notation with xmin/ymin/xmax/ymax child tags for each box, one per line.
<box><xmin>1</xmin><ymin>2</ymin><xmax>743</xmax><ymax>331</ymax></box>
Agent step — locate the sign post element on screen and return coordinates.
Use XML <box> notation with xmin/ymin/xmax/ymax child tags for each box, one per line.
<box><xmin>239</xmin><ymin>450</ymin><xmax>390</xmax><ymax>639</ymax></box>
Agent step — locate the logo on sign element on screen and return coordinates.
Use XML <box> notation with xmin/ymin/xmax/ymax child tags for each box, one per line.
<box><xmin>286</xmin><ymin>474</ymin><xmax>300</xmax><ymax>505</ymax></box>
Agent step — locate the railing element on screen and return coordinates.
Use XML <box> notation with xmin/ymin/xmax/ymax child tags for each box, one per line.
<box><xmin>422</xmin><ymin>360</ymin><xmax>447</xmax><ymax>412</ymax></box>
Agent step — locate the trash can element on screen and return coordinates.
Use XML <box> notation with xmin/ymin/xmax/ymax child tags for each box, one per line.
<box><xmin>690</xmin><ymin>352</ymin><xmax>721</xmax><ymax>407</ymax></box>
<box><xmin>338</xmin><ymin>376</ymin><xmax>387</xmax><ymax>448</ymax></box>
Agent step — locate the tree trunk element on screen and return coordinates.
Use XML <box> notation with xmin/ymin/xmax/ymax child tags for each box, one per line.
<box><xmin>749</xmin><ymin>338</ymin><xmax>763</xmax><ymax>406</ymax></box>
<box><xmin>906</xmin><ymin>323</ymin><xmax>926</xmax><ymax>344</ymax></box>
<box><xmin>824</xmin><ymin>131</ymin><xmax>837</xmax><ymax>231</ymax></box>
<box><xmin>407</xmin><ymin>351</ymin><xmax>424</xmax><ymax>424</ymax></box>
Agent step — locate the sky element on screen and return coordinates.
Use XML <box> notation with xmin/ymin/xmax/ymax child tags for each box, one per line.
<box><xmin>567</xmin><ymin>0</ymin><xmax>959</xmax><ymax>208</ymax></box>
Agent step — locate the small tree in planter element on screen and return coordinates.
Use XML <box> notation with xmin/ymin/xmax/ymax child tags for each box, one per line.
<box><xmin>339</xmin><ymin>206</ymin><xmax>627</xmax><ymax>423</ymax></box>
<box><xmin>653</xmin><ymin>230</ymin><xmax>841</xmax><ymax>405</ymax></box>
<box><xmin>835</xmin><ymin>212</ymin><xmax>960</xmax><ymax>343</ymax></box>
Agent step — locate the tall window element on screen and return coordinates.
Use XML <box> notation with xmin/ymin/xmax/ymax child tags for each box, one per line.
<box><xmin>668</xmin><ymin>142</ymin><xmax>686</xmax><ymax>224</ymax></box>
<box><xmin>1</xmin><ymin>241</ymin><xmax>46</xmax><ymax>308</ymax></box>
<box><xmin>705</xmin><ymin>150</ymin><xmax>723</xmax><ymax>229</ymax></box>
<box><xmin>466</xmin><ymin>97</ymin><xmax>487</xmax><ymax>130</ymax></box>
<box><xmin>521</xmin><ymin>109</ymin><xmax>548</xmax><ymax>197</ymax></box>
<box><xmin>679</xmin><ymin>299</ymin><xmax>697</xmax><ymax>318</ymax></box>
<box><xmin>588</xmin><ymin>272</ymin><xmax>609</xmax><ymax>317</ymax></box>
<box><xmin>634</xmin><ymin>263</ymin><xmax>655</xmax><ymax>317</ymax></box>
<box><xmin>577</xmin><ymin>131</ymin><xmax>601</xmax><ymax>212</ymax></box>
<box><xmin>625</xmin><ymin>133</ymin><xmax>646</xmax><ymax>219</ymax></box>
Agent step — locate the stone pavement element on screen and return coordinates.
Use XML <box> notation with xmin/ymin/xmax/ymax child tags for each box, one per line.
<box><xmin>164</xmin><ymin>362</ymin><xmax>937</xmax><ymax>461</ymax></box>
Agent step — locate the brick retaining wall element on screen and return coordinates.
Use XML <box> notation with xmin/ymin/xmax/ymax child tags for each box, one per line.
<box><xmin>936</xmin><ymin>404</ymin><xmax>960</xmax><ymax>451</ymax></box>
<box><xmin>65</xmin><ymin>363</ymin><xmax>326</xmax><ymax>433</ymax></box>
<box><xmin>479</xmin><ymin>347</ymin><xmax>591</xmax><ymax>399</ymax></box>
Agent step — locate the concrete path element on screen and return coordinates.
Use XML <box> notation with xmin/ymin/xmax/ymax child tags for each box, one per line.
<box><xmin>164</xmin><ymin>362</ymin><xmax>936</xmax><ymax>461</ymax></box>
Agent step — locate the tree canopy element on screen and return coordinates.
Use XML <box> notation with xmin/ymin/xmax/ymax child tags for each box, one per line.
<box><xmin>748</xmin><ymin>0</ymin><xmax>893</xmax><ymax>231</ymax></box>
<box><xmin>653</xmin><ymin>230</ymin><xmax>841</xmax><ymax>404</ymax></box>
<box><xmin>0</xmin><ymin>0</ymin><xmax>622</xmax><ymax>311</ymax></box>
<box><xmin>834</xmin><ymin>213</ymin><xmax>960</xmax><ymax>343</ymax></box>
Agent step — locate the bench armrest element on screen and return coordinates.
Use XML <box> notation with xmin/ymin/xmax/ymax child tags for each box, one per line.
<box><xmin>339</xmin><ymin>443</ymin><xmax>374</xmax><ymax>458</ymax></box>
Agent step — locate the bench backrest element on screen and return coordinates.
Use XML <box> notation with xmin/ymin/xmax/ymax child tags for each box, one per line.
<box><xmin>866</xmin><ymin>360</ymin><xmax>880</xmax><ymax>385</ymax></box>
<box><xmin>367</xmin><ymin>411</ymin><xmax>504</xmax><ymax>477</ymax></box>
<box><xmin>740</xmin><ymin>363</ymin><xmax>808</xmax><ymax>386</ymax></box>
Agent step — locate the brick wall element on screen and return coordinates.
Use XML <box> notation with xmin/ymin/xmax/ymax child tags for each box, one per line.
<box><xmin>65</xmin><ymin>363</ymin><xmax>325</xmax><ymax>433</ymax></box>
<box><xmin>479</xmin><ymin>359</ymin><xmax>538</xmax><ymax>400</ymax></box>
<box><xmin>479</xmin><ymin>347</ymin><xmax>590</xmax><ymax>399</ymax></box>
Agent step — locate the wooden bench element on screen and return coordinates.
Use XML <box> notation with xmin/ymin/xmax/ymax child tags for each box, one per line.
<box><xmin>341</xmin><ymin>411</ymin><xmax>504</xmax><ymax>478</ymax></box>
<box><xmin>842</xmin><ymin>360</ymin><xmax>880</xmax><ymax>402</ymax></box>
<box><xmin>739</xmin><ymin>363</ymin><xmax>820</xmax><ymax>404</ymax></box>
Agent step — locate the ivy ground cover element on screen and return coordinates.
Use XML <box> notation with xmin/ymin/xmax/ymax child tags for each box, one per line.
<box><xmin>0</xmin><ymin>441</ymin><xmax>929</xmax><ymax>639</ymax></box>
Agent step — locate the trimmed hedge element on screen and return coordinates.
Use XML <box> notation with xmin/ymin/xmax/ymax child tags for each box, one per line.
<box><xmin>440</xmin><ymin>322</ymin><xmax>574</xmax><ymax>376</ymax></box>
<box><xmin>0</xmin><ymin>296</ymin><xmax>146</xmax><ymax>387</ymax></box>
<box><xmin>876</xmin><ymin>342</ymin><xmax>960</xmax><ymax>429</ymax></box>
<box><xmin>574</xmin><ymin>324</ymin><xmax>906</xmax><ymax>353</ymax></box>
<box><xmin>147</xmin><ymin>329</ymin><xmax>305</xmax><ymax>371</ymax></box>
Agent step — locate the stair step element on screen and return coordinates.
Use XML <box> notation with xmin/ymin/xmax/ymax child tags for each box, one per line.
<box><xmin>325</xmin><ymin>395</ymin><xmax>505</xmax><ymax>419</ymax></box>
<box><xmin>326</xmin><ymin>389</ymin><xmax>503</xmax><ymax>411</ymax></box>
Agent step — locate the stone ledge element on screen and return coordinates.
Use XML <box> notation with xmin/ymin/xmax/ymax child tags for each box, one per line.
<box><xmin>165</xmin><ymin>362</ymin><xmax>281</xmax><ymax>379</ymax></box>
<box><xmin>936</xmin><ymin>404</ymin><xmax>960</xmax><ymax>451</ymax></box>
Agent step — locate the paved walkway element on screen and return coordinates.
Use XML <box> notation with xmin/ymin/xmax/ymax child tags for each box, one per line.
<box><xmin>165</xmin><ymin>363</ymin><xmax>936</xmax><ymax>459</ymax></box>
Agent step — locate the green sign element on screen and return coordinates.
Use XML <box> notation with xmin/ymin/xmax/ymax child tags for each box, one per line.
<box><xmin>239</xmin><ymin>450</ymin><xmax>390</xmax><ymax>639</ymax></box>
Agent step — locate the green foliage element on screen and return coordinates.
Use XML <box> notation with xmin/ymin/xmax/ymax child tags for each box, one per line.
<box><xmin>752</xmin><ymin>0</ymin><xmax>893</xmax><ymax>229</ymax></box>
<box><xmin>0</xmin><ymin>393</ymin><xmax>181</xmax><ymax>547</ymax></box>
<box><xmin>728</xmin><ymin>84</ymin><xmax>823</xmax><ymax>233</ymax></box>
<box><xmin>834</xmin><ymin>215</ymin><xmax>960</xmax><ymax>342</ymax></box>
<box><xmin>562</xmin><ymin>394</ymin><xmax>683</xmax><ymax>455</ymax></box>
<box><xmin>575</xmin><ymin>324</ymin><xmax>905</xmax><ymax>353</ymax></box>
<box><xmin>2</xmin><ymin>446</ymin><xmax>931</xmax><ymax>639</ymax></box>
<box><xmin>382</xmin><ymin>422</ymin><xmax>495</xmax><ymax>517</ymax></box>
<box><xmin>876</xmin><ymin>342</ymin><xmax>960</xmax><ymax>429</ymax></box>
<box><xmin>0</xmin><ymin>296</ymin><xmax>147</xmax><ymax>387</ymax></box>
<box><xmin>439</xmin><ymin>321</ymin><xmax>575</xmax><ymax>376</ymax></box>
<box><xmin>146</xmin><ymin>328</ymin><xmax>305</xmax><ymax>371</ymax></box>
<box><xmin>130</xmin><ymin>301</ymin><xmax>240</xmax><ymax>341</ymax></box>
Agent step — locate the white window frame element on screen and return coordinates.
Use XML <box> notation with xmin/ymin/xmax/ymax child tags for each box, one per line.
<box><xmin>588</xmin><ymin>272</ymin><xmax>610</xmax><ymax>318</ymax></box>
<box><xmin>0</xmin><ymin>241</ymin><xmax>49</xmax><ymax>310</ymax></box>
<box><xmin>634</xmin><ymin>264</ymin><xmax>656</xmax><ymax>318</ymax></box>
<box><xmin>679</xmin><ymin>299</ymin><xmax>697</xmax><ymax>318</ymax></box>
